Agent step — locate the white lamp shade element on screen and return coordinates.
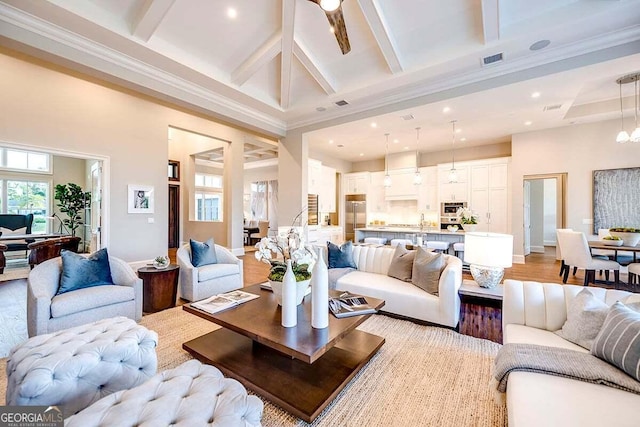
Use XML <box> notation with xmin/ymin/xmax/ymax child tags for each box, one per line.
<box><xmin>631</xmin><ymin>127</ymin><xmax>640</xmax><ymax>142</ymax></box>
<box><xmin>464</xmin><ymin>232</ymin><xmax>513</xmax><ymax>268</ymax></box>
<box><xmin>319</xmin><ymin>0</ymin><xmax>341</xmax><ymax>11</ymax></box>
<box><xmin>616</xmin><ymin>130</ymin><xmax>630</xmax><ymax>143</ymax></box>
<box><xmin>448</xmin><ymin>168</ymin><xmax>458</xmax><ymax>183</ymax></box>
<box><xmin>383</xmin><ymin>174</ymin><xmax>392</xmax><ymax>187</ymax></box>
<box><xmin>413</xmin><ymin>171</ymin><xmax>422</xmax><ymax>185</ymax></box>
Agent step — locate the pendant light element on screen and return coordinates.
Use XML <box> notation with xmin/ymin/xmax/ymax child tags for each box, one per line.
<box><xmin>631</xmin><ymin>77</ymin><xmax>640</xmax><ymax>142</ymax></box>
<box><xmin>413</xmin><ymin>127</ymin><xmax>422</xmax><ymax>185</ymax></box>
<box><xmin>616</xmin><ymin>77</ymin><xmax>630</xmax><ymax>143</ymax></box>
<box><xmin>383</xmin><ymin>133</ymin><xmax>391</xmax><ymax>188</ymax></box>
<box><xmin>448</xmin><ymin>121</ymin><xmax>458</xmax><ymax>183</ymax></box>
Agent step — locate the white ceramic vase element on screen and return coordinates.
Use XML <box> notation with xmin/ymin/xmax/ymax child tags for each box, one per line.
<box><xmin>461</xmin><ymin>224</ymin><xmax>477</xmax><ymax>232</ymax></box>
<box><xmin>281</xmin><ymin>260</ymin><xmax>297</xmax><ymax>328</ymax></box>
<box><xmin>311</xmin><ymin>247</ymin><xmax>329</xmax><ymax>329</ymax></box>
<box><xmin>270</xmin><ymin>278</ymin><xmax>311</xmax><ymax>306</ymax></box>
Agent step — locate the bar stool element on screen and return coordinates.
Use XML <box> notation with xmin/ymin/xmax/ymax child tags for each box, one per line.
<box><xmin>628</xmin><ymin>263</ymin><xmax>640</xmax><ymax>290</ymax></box>
<box><xmin>364</xmin><ymin>237</ymin><xmax>387</xmax><ymax>245</ymax></box>
<box><xmin>390</xmin><ymin>239</ymin><xmax>413</xmax><ymax>247</ymax></box>
<box><xmin>426</xmin><ymin>241</ymin><xmax>450</xmax><ymax>254</ymax></box>
<box><xmin>453</xmin><ymin>242</ymin><xmax>465</xmax><ymax>258</ymax></box>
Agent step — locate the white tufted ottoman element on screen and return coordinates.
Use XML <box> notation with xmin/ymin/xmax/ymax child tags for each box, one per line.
<box><xmin>6</xmin><ymin>317</ymin><xmax>157</xmax><ymax>416</ymax></box>
<box><xmin>66</xmin><ymin>359</ymin><xmax>264</xmax><ymax>427</ymax></box>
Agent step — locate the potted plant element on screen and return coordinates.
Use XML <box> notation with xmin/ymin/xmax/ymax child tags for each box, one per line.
<box><xmin>254</xmin><ymin>226</ymin><xmax>317</xmax><ymax>306</ymax></box>
<box><xmin>153</xmin><ymin>255</ymin><xmax>170</xmax><ymax>269</ymax></box>
<box><xmin>54</xmin><ymin>183</ymin><xmax>91</xmax><ymax>237</ymax></box>
<box><xmin>456</xmin><ymin>207</ymin><xmax>479</xmax><ymax>232</ymax></box>
<box><xmin>608</xmin><ymin>227</ymin><xmax>640</xmax><ymax>247</ymax></box>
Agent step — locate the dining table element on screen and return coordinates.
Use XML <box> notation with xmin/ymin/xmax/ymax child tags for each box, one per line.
<box><xmin>588</xmin><ymin>241</ymin><xmax>639</xmax><ymax>265</ymax></box>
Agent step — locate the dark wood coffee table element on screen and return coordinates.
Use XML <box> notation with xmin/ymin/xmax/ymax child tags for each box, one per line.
<box><xmin>182</xmin><ymin>284</ymin><xmax>385</xmax><ymax>422</ymax></box>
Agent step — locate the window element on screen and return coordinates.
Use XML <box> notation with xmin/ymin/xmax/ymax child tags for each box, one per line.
<box><xmin>194</xmin><ymin>173</ymin><xmax>223</xmax><ymax>221</ymax></box>
<box><xmin>0</xmin><ymin>179</ymin><xmax>50</xmax><ymax>233</ymax></box>
<box><xmin>0</xmin><ymin>148</ymin><xmax>51</xmax><ymax>173</ymax></box>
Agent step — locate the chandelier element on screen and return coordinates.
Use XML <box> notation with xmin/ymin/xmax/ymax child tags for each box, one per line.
<box><xmin>449</xmin><ymin>121</ymin><xmax>458</xmax><ymax>183</ymax></box>
<box><xmin>413</xmin><ymin>127</ymin><xmax>422</xmax><ymax>185</ymax></box>
<box><xmin>383</xmin><ymin>133</ymin><xmax>391</xmax><ymax>188</ymax></box>
<box><xmin>616</xmin><ymin>72</ymin><xmax>640</xmax><ymax>143</ymax></box>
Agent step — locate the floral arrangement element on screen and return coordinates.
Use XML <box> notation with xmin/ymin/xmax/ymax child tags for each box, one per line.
<box><xmin>153</xmin><ymin>255</ymin><xmax>169</xmax><ymax>268</ymax></box>
<box><xmin>255</xmin><ymin>220</ymin><xmax>317</xmax><ymax>282</ymax></box>
<box><xmin>456</xmin><ymin>207</ymin><xmax>479</xmax><ymax>225</ymax></box>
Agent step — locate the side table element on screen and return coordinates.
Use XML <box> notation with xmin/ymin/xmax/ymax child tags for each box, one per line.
<box><xmin>458</xmin><ymin>279</ymin><xmax>503</xmax><ymax>344</ymax></box>
<box><xmin>138</xmin><ymin>264</ymin><xmax>180</xmax><ymax>313</ymax></box>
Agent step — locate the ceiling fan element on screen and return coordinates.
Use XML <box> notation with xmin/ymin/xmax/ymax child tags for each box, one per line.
<box><xmin>307</xmin><ymin>0</ymin><xmax>351</xmax><ymax>55</ymax></box>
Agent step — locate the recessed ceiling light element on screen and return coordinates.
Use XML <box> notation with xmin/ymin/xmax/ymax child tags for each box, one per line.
<box><xmin>460</xmin><ymin>137</ymin><xmax>467</xmax><ymax>142</ymax></box>
<box><xmin>531</xmin><ymin>92</ymin><xmax>541</xmax><ymax>98</ymax></box>
<box><xmin>370</xmin><ymin>122</ymin><xmax>377</xmax><ymax>128</ymax></box>
<box><xmin>455</xmin><ymin>128</ymin><xmax>462</xmax><ymax>133</ymax></box>
<box><xmin>359</xmin><ymin>153</ymin><xmax>364</xmax><ymax>156</ymax></box>
<box><xmin>393</xmin><ymin>139</ymin><xmax>399</xmax><ymax>143</ymax></box>
<box><xmin>328</xmin><ymin>139</ymin><xmax>334</xmax><ymax>144</ymax></box>
<box><xmin>442</xmin><ymin>107</ymin><xmax>451</xmax><ymax>113</ymax></box>
<box><xmin>227</xmin><ymin>8</ymin><xmax>237</xmax><ymax>19</ymax></box>
<box><xmin>524</xmin><ymin>121</ymin><xmax>532</xmax><ymax>126</ymax></box>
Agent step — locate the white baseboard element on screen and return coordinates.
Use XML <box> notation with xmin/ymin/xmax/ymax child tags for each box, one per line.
<box><xmin>544</xmin><ymin>241</ymin><xmax>556</xmax><ymax>247</ymax></box>
<box><xmin>513</xmin><ymin>255</ymin><xmax>525</xmax><ymax>264</ymax></box>
<box><xmin>530</xmin><ymin>246</ymin><xmax>545</xmax><ymax>253</ymax></box>
<box><xmin>232</xmin><ymin>247</ymin><xmax>245</xmax><ymax>257</ymax></box>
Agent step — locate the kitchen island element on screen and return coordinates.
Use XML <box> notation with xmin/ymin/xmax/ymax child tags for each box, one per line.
<box><xmin>355</xmin><ymin>227</ymin><xmax>465</xmax><ymax>246</ymax></box>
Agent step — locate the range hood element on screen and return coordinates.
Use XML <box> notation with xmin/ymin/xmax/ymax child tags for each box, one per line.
<box><xmin>384</xmin><ymin>152</ymin><xmax>419</xmax><ymax>200</ymax></box>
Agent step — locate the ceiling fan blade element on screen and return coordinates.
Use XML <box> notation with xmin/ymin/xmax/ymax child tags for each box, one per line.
<box><xmin>325</xmin><ymin>6</ymin><xmax>351</xmax><ymax>55</ymax></box>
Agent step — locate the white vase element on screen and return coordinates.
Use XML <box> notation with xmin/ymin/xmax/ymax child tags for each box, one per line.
<box><xmin>311</xmin><ymin>247</ymin><xmax>329</xmax><ymax>329</ymax></box>
<box><xmin>281</xmin><ymin>260</ymin><xmax>297</xmax><ymax>327</ymax></box>
<box><xmin>462</xmin><ymin>224</ymin><xmax>477</xmax><ymax>232</ymax></box>
<box><xmin>270</xmin><ymin>278</ymin><xmax>311</xmax><ymax>306</ymax></box>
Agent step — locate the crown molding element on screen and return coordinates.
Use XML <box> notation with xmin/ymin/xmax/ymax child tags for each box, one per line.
<box><xmin>0</xmin><ymin>3</ymin><xmax>287</xmax><ymax>137</ymax></box>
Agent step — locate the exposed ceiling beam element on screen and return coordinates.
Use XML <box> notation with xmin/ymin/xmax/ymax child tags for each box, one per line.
<box><xmin>231</xmin><ymin>31</ymin><xmax>282</xmax><ymax>86</ymax></box>
<box><xmin>293</xmin><ymin>40</ymin><xmax>336</xmax><ymax>94</ymax></box>
<box><xmin>356</xmin><ymin>0</ymin><xmax>402</xmax><ymax>74</ymax></box>
<box><xmin>480</xmin><ymin>0</ymin><xmax>500</xmax><ymax>44</ymax></box>
<box><xmin>131</xmin><ymin>0</ymin><xmax>175</xmax><ymax>42</ymax></box>
<box><xmin>281</xmin><ymin>0</ymin><xmax>296</xmax><ymax>109</ymax></box>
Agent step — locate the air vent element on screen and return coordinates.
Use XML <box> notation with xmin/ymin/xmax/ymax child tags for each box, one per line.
<box><xmin>401</xmin><ymin>114</ymin><xmax>414</xmax><ymax>121</ymax></box>
<box><xmin>543</xmin><ymin>104</ymin><xmax>562</xmax><ymax>111</ymax></box>
<box><xmin>335</xmin><ymin>100</ymin><xmax>349</xmax><ymax>106</ymax></box>
<box><xmin>482</xmin><ymin>53</ymin><xmax>503</xmax><ymax>66</ymax></box>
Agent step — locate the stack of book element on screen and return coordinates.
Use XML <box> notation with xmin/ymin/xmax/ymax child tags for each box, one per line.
<box><xmin>192</xmin><ymin>290</ymin><xmax>259</xmax><ymax>314</ymax></box>
<box><xmin>329</xmin><ymin>294</ymin><xmax>377</xmax><ymax>318</ymax></box>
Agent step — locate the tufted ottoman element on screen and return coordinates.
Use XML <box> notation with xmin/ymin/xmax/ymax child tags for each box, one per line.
<box><xmin>66</xmin><ymin>359</ymin><xmax>264</xmax><ymax>427</ymax></box>
<box><xmin>6</xmin><ymin>316</ymin><xmax>157</xmax><ymax>416</ymax></box>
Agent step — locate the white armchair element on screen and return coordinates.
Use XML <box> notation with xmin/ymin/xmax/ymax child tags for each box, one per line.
<box><xmin>176</xmin><ymin>243</ymin><xmax>243</xmax><ymax>302</ymax></box>
<box><xmin>27</xmin><ymin>256</ymin><xmax>142</xmax><ymax>337</ymax></box>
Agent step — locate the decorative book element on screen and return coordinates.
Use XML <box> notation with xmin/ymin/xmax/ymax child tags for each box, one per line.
<box><xmin>192</xmin><ymin>290</ymin><xmax>259</xmax><ymax>314</ymax></box>
<box><xmin>329</xmin><ymin>294</ymin><xmax>377</xmax><ymax>318</ymax></box>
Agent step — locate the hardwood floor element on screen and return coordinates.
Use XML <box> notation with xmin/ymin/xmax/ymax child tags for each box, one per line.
<box><xmin>170</xmin><ymin>246</ymin><xmax>634</xmax><ymax>292</ymax></box>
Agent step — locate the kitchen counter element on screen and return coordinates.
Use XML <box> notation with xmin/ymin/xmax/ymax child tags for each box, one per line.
<box><xmin>355</xmin><ymin>227</ymin><xmax>465</xmax><ymax>245</ymax></box>
<box><xmin>356</xmin><ymin>227</ymin><xmax>465</xmax><ymax>235</ymax></box>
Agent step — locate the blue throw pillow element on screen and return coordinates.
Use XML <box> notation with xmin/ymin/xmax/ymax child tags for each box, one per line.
<box><xmin>327</xmin><ymin>241</ymin><xmax>357</xmax><ymax>269</ymax></box>
<box><xmin>190</xmin><ymin>238</ymin><xmax>218</xmax><ymax>267</ymax></box>
<box><xmin>57</xmin><ymin>248</ymin><xmax>114</xmax><ymax>295</ymax></box>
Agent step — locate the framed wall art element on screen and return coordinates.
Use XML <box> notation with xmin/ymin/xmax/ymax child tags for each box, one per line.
<box><xmin>128</xmin><ymin>185</ymin><xmax>154</xmax><ymax>214</ymax></box>
<box><xmin>593</xmin><ymin>167</ymin><xmax>640</xmax><ymax>232</ymax></box>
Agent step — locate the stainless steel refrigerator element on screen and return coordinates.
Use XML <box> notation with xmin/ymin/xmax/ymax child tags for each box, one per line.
<box><xmin>345</xmin><ymin>194</ymin><xmax>367</xmax><ymax>242</ymax></box>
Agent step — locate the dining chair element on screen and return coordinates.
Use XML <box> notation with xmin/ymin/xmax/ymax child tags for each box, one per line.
<box><xmin>249</xmin><ymin>221</ymin><xmax>269</xmax><ymax>246</ymax></box>
<box><xmin>555</xmin><ymin>228</ymin><xmax>573</xmax><ymax>278</ymax></box>
<box><xmin>628</xmin><ymin>263</ymin><xmax>640</xmax><ymax>291</ymax></box>
<box><xmin>561</xmin><ymin>231</ymin><xmax>620</xmax><ymax>286</ymax></box>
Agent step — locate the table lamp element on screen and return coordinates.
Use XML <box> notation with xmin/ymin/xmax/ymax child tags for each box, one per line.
<box><xmin>464</xmin><ymin>232</ymin><xmax>513</xmax><ymax>288</ymax></box>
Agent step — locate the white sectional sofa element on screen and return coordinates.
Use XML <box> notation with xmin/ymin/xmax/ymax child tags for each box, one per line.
<box><xmin>502</xmin><ymin>280</ymin><xmax>640</xmax><ymax>427</ymax></box>
<box><xmin>332</xmin><ymin>245</ymin><xmax>463</xmax><ymax>328</ymax></box>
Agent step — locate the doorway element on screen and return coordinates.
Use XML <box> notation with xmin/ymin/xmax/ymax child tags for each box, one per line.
<box><xmin>168</xmin><ymin>184</ymin><xmax>180</xmax><ymax>248</ymax></box>
<box><xmin>523</xmin><ymin>173</ymin><xmax>567</xmax><ymax>257</ymax></box>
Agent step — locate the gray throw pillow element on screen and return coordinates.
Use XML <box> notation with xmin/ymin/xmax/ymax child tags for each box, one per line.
<box><xmin>387</xmin><ymin>244</ymin><xmax>416</xmax><ymax>282</ymax></box>
<box><xmin>592</xmin><ymin>302</ymin><xmax>640</xmax><ymax>382</ymax></box>
<box><xmin>190</xmin><ymin>238</ymin><xmax>218</xmax><ymax>267</ymax></box>
<box><xmin>554</xmin><ymin>288</ymin><xmax>609</xmax><ymax>350</ymax></box>
<box><xmin>411</xmin><ymin>247</ymin><xmax>444</xmax><ymax>295</ymax></box>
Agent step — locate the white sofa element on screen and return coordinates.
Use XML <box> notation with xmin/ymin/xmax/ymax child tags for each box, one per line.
<box><xmin>333</xmin><ymin>245</ymin><xmax>463</xmax><ymax>328</ymax></box>
<box><xmin>502</xmin><ymin>280</ymin><xmax>640</xmax><ymax>427</ymax></box>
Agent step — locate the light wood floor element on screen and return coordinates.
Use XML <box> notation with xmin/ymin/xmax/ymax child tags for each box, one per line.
<box><xmin>171</xmin><ymin>245</ymin><xmax>633</xmax><ymax>291</ymax></box>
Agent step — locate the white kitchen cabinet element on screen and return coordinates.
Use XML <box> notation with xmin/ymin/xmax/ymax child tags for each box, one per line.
<box><xmin>469</xmin><ymin>159</ymin><xmax>510</xmax><ymax>233</ymax></box>
<box><xmin>417</xmin><ymin>167</ymin><xmax>438</xmax><ymax>212</ymax></box>
<box><xmin>344</xmin><ymin>172</ymin><xmax>370</xmax><ymax>194</ymax></box>
<box><xmin>319</xmin><ymin>165</ymin><xmax>336</xmax><ymax>213</ymax></box>
<box><xmin>438</xmin><ymin>166</ymin><xmax>469</xmax><ymax>202</ymax></box>
<box><xmin>384</xmin><ymin>170</ymin><xmax>418</xmax><ymax>200</ymax></box>
<box><xmin>368</xmin><ymin>171</ymin><xmax>387</xmax><ymax>213</ymax></box>
<box><xmin>308</xmin><ymin>159</ymin><xmax>322</xmax><ymax>195</ymax></box>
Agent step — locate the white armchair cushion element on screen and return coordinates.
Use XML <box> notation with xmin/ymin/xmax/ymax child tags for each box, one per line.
<box><xmin>197</xmin><ymin>263</ymin><xmax>241</xmax><ymax>282</ymax></box>
<box><xmin>51</xmin><ymin>285</ymin><xmax>135</xmax><ymax>318</ymax></box>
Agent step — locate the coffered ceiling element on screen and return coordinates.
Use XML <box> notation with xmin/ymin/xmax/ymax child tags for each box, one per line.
<box><xmin>1</xmin><ymin>0</ymin><xmax>640</xmax><ymax>160</ymax></box>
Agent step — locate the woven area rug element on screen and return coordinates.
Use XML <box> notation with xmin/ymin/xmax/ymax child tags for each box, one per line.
<box><xmin>0</xmin><ymin>307</ymin><xmax>506</xmax><ymax>426</ymax></box>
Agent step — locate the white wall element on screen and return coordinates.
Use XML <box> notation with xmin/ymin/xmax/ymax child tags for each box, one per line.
<box><xmin>511</xmin><ymin>119</ymin><xmax>640</xmax><ymax>260</ymax></box>
<box><xmin>0</xmin><ymin>52</ymin><xmax>266</xmax><ymax>260</ymax></box>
